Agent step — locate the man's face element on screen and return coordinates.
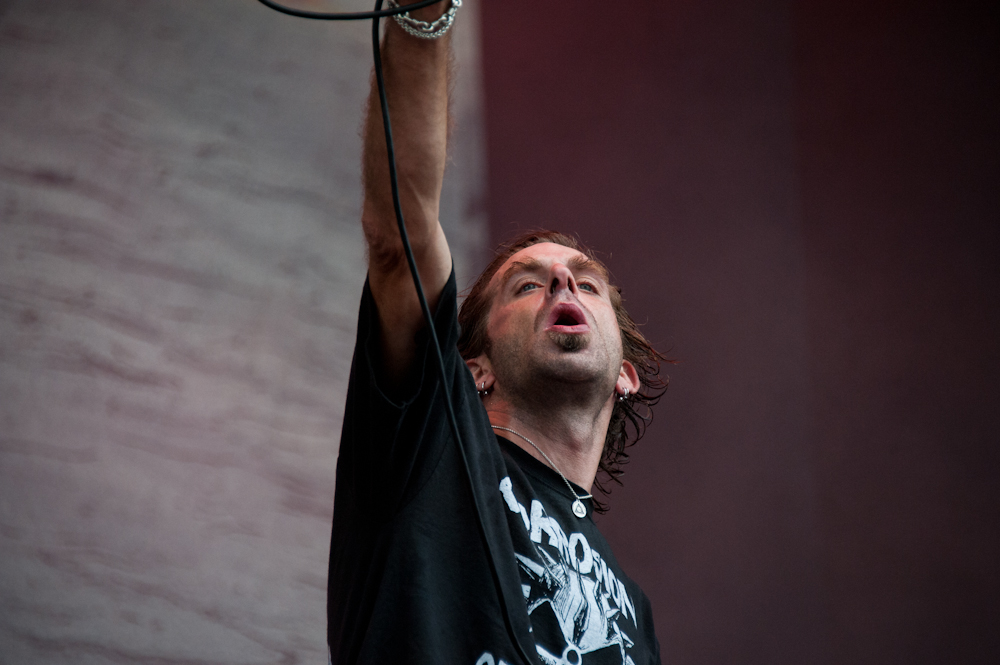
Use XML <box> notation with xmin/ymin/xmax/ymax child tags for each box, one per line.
<box><xmin>483</xmin><ymin>242</ymin><xmax>624</xmax><ymax>396</ymax></box>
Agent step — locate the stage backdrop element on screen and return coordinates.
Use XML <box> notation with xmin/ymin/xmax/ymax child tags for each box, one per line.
<box><xmin>479</xmin><ymin>1</ymin><xmax>999</xmax><ymax>663</ymax></box>
<box><xmin>2</xmin><ymin>1</ymin><xmax>997</xmax><ymax>664</ymax></box>
<box><xmin>0</xmin><ymin>1</ymin><xmax>486</xmax><ymax>663</ymax></box>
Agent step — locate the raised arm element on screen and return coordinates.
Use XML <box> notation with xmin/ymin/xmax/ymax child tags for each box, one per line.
<box><xmin>361</xmin><ymin>2</ymin><xmax>454</xmax><ymax>387</ymax></box>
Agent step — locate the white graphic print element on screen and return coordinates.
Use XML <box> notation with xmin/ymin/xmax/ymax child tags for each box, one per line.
<box><xmin>499</xmin><ymin>477</ymin><xmax>638</xmax><ymax>665</ymax></box>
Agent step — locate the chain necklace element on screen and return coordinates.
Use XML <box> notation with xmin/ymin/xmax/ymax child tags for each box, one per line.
<box><xmin>491</xmin><ymin>425</ymin><xmax>593</xmax><ymax>518</ymax></box>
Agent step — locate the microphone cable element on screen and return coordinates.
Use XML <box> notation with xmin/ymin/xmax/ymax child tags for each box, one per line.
<box><xmin>254</xmin><ymin>2</ymin><xmax>536</xmax><ymax>663</ymax></box>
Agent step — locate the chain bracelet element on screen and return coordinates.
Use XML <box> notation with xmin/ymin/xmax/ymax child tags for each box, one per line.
<box><xmin>387</xmin><ymin>0</ymin><xmax>461</xmax><ymax>40</ymax></box>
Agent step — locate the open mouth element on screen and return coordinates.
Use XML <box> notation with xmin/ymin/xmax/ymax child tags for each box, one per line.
<box><xmin>545</xmin><ymin>302</ymin><xmax>590</xmax><ymax>333</ymax></box>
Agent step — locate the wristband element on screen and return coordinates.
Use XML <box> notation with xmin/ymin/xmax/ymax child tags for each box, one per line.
<box><xmin>387</xmin><ymin>0</ymin><xmax>461</xmax><ymax>40</ymax></box>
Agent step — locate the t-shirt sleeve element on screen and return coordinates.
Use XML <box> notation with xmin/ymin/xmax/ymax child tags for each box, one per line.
<box><xmin>334</xmin><ymin>268</ymin><xmax>470</xmax><ymax>521</ymax></box>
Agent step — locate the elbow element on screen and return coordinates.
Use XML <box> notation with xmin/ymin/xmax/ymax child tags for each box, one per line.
<box><xmin>364</xmin><ymin>217</ymin><xmax>406</xmax><ymax>274</ymax></box>
<box><xmin>362</xmin><ymin>203</ymin><xmax>440</xmax><ymax>274</ymax></box>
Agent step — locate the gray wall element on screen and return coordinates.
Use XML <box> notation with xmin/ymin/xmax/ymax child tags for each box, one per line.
<box><xmin>0</xmin><ymin>1</ymin><xmax>485</xmax><ymax>662</ymax></box>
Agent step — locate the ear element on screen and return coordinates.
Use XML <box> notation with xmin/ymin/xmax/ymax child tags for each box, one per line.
<box><xmin>465</xmin><ymin>354</ymin><xmax>494</xmax><ymax>390</ymax></box>
<box><xmin>616</xmin><ymin>360</ymin><xmax>641</xmax><ymax>397</ymax></box>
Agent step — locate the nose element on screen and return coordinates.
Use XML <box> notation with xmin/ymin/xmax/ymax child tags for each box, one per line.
<box><xmin>548</xmin><ymin>263</ymin><xmax>578</xmax><ymax>296</ymax></box>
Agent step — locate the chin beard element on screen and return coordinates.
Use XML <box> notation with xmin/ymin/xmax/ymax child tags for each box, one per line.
<box><xmin>548</xmin><ymin>331</ymin><xmax>587</xmax><ymax>352</ymax></box>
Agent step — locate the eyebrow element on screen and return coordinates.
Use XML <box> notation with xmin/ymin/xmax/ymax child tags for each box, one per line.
<box><xmin>498</xmin><ymin>259</ymin><xmax>542</xmax><ymax>289</ymax></box>
<box><xmin>497</xmin><ymin>254</ymin><xmax>609</xmax><ymax>290</ymax></box>
<box><xmin>567</xmin><ymin>254</ymin><xmax>608</xmax><ymax>280</ymax></box>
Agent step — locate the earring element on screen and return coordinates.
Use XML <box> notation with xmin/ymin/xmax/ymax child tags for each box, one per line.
<box><xmin>478</xmin><ymin>381</ymin><xmax>488</xmax><ymax>397</ymax></box>
<box><xmin>617</xmin><ymin>387</ymin><xmax>629</xmax><ymax>403</ymax></box>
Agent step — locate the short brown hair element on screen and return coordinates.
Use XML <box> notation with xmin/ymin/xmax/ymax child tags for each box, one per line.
<box><xmin>458</xmin><ymin>230</ymin><xmax>670</xmax><ymax>512</ymax></box>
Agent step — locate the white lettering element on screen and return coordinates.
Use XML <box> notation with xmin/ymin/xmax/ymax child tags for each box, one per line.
<box><xmin>610</xmin><ymin>568</ymin><xmax>623</xmax><ymax>608</ymax></box>
<box><xmin>499</xmin><ymin>477</ymin><xmax>531</xmax><ymax>531</ymax></box>
<box><xmin>552</xmin><ymin>522</ymin><xmax>570</xmax><ymax>561</ymax></box>
<box><xmin>529</xmin><ymin>500</ymin><xmax>561</xmax><ymax>547</ymax></box>
<box><xmin>618</xmin><ymin>578</ymin><xmax>637</xmax><ymax>626</ymax></box>
<box><xmin>569</xmin><ymin>532</ymin><xmax>593</xmax><ymax>575</ymax></box>
<box><xmin>474</xmin><ymin>653</ymin><xmax>510</xmax><ymax>665</ymax></box>
<box><xmin>593</xmin><ymin>552</ymin><xmax>608</xmax><ymax>592</ymax></box>
<box><xmin>499</xmin><ymin>477</ymin><xmax>517</xmax><ymax>511</ymax></box>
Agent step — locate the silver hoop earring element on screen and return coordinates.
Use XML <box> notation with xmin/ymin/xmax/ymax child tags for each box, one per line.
<box><xmin>478</xmin><ymin>381</ymin><xmax>488</xmax><ymax>397</ymax></box>
<box><xmin>617</xmin><ymin>387</ymin><xmax>629</xmax><ymax>403</ymax></box>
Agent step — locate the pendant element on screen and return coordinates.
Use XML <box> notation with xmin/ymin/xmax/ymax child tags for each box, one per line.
<box><xmin>572</xmin><ymin>499</ymin><xmax>587</xmax><ymax>518</ymax></box>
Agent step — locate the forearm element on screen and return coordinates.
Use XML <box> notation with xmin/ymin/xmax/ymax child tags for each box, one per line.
<box><xmin>360</xmin><ymin>2</ymin><xmax>455</xmax><ymax>382</ymax></box>
<box><xmin>361</xmin><ymin>10</ymin><xmax>451</xmax><ymax>269</ymax></box>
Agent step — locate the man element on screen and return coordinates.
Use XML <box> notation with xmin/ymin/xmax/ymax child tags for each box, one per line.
<box><xmin>327</xmin><ymin>2</ymin><xmax>666</xmax><ymax>663</ymax></box>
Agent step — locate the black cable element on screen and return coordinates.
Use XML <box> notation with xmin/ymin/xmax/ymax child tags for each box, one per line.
<box><xmin>254</xmin><ymin>2</ymin><xmax>536</xmax><ymax>663</ymax></box>
<box><xmin>256</xmin><ymin>0</ymin><xmax>442</xmax><ymax>20</ymax></box>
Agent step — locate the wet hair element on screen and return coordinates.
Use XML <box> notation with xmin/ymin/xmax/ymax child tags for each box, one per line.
<box><xmin>458</xmin><ymin>230</ymin><xmax>670</xmax><ymax>512</ymax></box>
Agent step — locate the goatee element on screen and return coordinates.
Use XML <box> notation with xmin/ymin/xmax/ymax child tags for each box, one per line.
<box><xmin>548</xmin><ymin>331</ymin><xmax>587</xmax><ymax>352</ymax></box>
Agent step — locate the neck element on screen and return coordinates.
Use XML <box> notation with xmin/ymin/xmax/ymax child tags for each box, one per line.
<box><xmin>485</xmin><ymin>393</ymin><xmax>615</xmax><ymax>491</ymax></box>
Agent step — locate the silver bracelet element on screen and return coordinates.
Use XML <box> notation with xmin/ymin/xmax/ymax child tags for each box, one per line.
<box><xmin>386</xmin><ymin>0</ymin><xmax>462</xmax><ymax>40</ymax></box>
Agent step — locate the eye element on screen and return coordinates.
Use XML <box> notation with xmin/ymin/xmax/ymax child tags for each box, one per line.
<box><xmin>518</xmin><ymin>282</ymin><xmax>539</xmax><ymax>293</ymax></box>
<box><xmin>578</xmin><ymin>281</ymin><xmax>597</xmax><ymax>293</ymax></box>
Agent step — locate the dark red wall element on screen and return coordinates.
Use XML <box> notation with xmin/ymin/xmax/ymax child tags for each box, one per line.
<box><xmin>479</xmin><ymin>1</ymin><xmax>999</xmax><ymax>662</ymax></box>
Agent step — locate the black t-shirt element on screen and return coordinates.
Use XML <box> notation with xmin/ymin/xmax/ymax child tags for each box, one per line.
<box><xmin>328</xmin><ymin>270</ymin><xmax>661</xmax><ymax>665</ymax></box>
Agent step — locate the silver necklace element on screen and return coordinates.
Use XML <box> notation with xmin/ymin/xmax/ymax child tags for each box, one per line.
<box><xmin>491</xmin><ymin>425</ymin><xmax>592</xmax><ymax>518</ymax></box>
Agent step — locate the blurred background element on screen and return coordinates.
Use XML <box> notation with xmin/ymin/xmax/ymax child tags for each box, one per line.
<box><xmin>1</xmin><ymin>1</ymin><xmax>997</xmax><ymax>664</ymax></box>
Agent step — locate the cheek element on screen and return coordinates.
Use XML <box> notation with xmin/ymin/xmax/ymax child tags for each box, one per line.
<box><xmin>485</xmin><ymin>309</ymin><xmax>517</xmax><ymax>350</ymax></box>
<box><xmin>600</xmin><ymin>312</ymin><xmax>625</xmax><ymax>356</ymax></box>
<box><xmin>489</xmin><ymin>304</ymin><xmax>531</xmax><ymax>339</ymax></box>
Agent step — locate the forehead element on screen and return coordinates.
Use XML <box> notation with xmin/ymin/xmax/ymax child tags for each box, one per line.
<box><xmin>489</xmin><ymin>242</ymin><xmax>599</xmax><ymax>288</ymax></box>
<box><xmin>509</xmin><ymin>242</ymin><xmax>587</xmax><ymax>264</ymax></box>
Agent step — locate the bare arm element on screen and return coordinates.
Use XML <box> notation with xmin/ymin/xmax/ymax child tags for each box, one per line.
<box><xmin>361</xmin><ymin>4</ymin><xmax>453</xmax><ymax>387</ymax></box>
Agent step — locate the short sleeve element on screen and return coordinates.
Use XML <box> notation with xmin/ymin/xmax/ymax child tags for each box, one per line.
<box><xmin>334</xmin><ymin>268</ymin><xmax>469</xmax><ymax>521</ymax></box>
